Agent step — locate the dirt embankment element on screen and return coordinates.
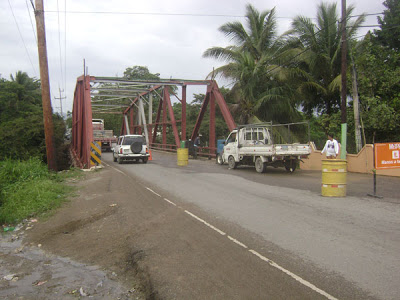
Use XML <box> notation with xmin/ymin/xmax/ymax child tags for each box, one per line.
<box><xmin>1</xmin><ymin>168</ymin><xmax>155</xmax><ymax>299</ymax></box>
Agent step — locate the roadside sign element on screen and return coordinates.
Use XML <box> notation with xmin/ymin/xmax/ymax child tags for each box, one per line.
<box><xmin>90</xmin><ymin>141</ymin><xmax>102</xmax><ymax>166</ymax></box>
<box><xmin>375</xmin><ymin>143</ymin><xmax>400</xmax><ymax>169</ymax></box>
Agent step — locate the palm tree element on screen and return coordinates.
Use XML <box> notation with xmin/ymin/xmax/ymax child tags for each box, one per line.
<box><xmin>286</xmin><ymin>2</ymin><xmax>365</xmax><ymax>115</ymax></box>
<box><xmin>203</xmin><ymin>4</ymin><xmax>298</xmax><ymax>124</ymax></box>
<box><xmin>9</xmin><ymin>71</ymin><xmax>41</xmax><ymax>110</ymax></box>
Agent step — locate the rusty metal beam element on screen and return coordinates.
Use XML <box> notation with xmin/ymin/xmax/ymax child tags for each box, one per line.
<box><xmin>82</xmin><ymin>75</ymin><xmax>93</xmax><ymax>168</ymax></box>
<box><xmin>191</xmin><ymin>85</ymin><xmax>211</xmax><ymax>140</ymax></box>
<box><xmin>129</xmin><ymin>107</ymin><xmax>134</xmax><ymax>134</ymax></box>
<box><xmin>92</xmin><ymin>77</ymin><xmax>211</xmax><ymax>86</ymax></box>
<box><xmin>209</xmin><ymin>91</ymin><xmax>216</xmax><ymax>153</ymax></box>
<box><xmin>92</xmin><ymin>110</ymin><xmax>124</xmax><ymax>114</ymax></box>
<box><xmin>71</xmin><ymin>75</ymin><xmax>93</xmax><ymax>169</ymax></box>
<box><xmin>90</xmin><ymin>93</ymin><xmax>140</xmax><ymax>98</ymax></box>
<box><xmin>164</xmin><ymin>87</ymin><xmax>181</xmax><ymax>148</ymax></box>
<box><xmin>211</xmin><ymin>81</ymin><xmax>236</xmax><ymax>131</ymax></box>
<box><xmin>162</xmin><ymin>90</ymin><xmax>167</xmax><ymax>148</ymax></box>
<box><xmin>92</xmin><ymin>88</ymin><xmax>149</xmax><ymax>93</ymax></box>
<box><xmin>123</xmin><ymin>85</ymin><xmax>161</xmax><ymax>114</ymax></box>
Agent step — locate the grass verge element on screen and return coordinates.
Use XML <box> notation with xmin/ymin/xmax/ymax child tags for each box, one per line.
<box><xmin>0</xmin><ymin>158</ymin><xmax>81</xmax><ymax>224</ymax></box>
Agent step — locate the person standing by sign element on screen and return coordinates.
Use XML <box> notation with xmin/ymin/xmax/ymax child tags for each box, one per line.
<box><xmin>321</xmin><ymin>134</ymin><xmax>339</xmax><ymax>159</ymax></box>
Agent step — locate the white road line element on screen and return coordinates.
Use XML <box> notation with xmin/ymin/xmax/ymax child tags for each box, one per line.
<box><xmin>184</xmin><ymin>210</ymin><xmax>226</xmax><ymax>236</ymax></box>
<box><xmin>227</xmin><ymin>235</ymin><xmax>248</xmax><ymax>249</ymax></box>
<box><xmin>145</xmin><ymin>187</ymin><xmax>162</xmax><ymax>197</ymax></box>
<box><xmin>163</xmin><ymin>198</ymin><xmax>177</xmax><ymax>206</ymax></box>
<box><xmin>106</xmin><ymin>159</ymin><xmax>336</xmax><ymax>300</ymax></box>
<box><xmin>248</xmin><ymin>250</ymin><xmax>338</xmax><ymax>300</ymax></box>
<box><xmin>103</xmin><ymin>162</ymin><xmax>126</xmax><ymax>175</ymax></box>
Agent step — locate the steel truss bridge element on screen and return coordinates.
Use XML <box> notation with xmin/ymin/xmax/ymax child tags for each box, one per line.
<box><xmin>71</xmin><ymin>75</ymin><xmax>236</xmax><ymax>168</ymax></box>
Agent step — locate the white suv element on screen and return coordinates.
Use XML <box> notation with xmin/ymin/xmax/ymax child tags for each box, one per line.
<box><xmin>113</xmin><ymin>135</ymin><xmax>150</xmax><ymax>164</ymax></box>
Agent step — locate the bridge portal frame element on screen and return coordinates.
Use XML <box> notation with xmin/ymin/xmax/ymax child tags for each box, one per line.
<box><xmin>71</xmin><ymin>75</ymin><xmax>236</xmax><ymax>168</ymax></box>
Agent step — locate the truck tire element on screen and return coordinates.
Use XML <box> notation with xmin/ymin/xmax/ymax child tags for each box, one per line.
<box><xmin>117</xmin><ymin>156</ymin><xmax>123</xmax><ymax>164</ymax></box>
<box><xmin>216</xmin><ymin>154</ymin><xmax>224</xmax><ymax>165</ymax></box>
<box><xmin>113</xmin><ymin>153</ymin><xmax>117</xmax><ymax>162</ymax></box>
<box><xmin>255</xmin><ymin>157</ymin><xmax>267</xmax><ymax>173</ymax></box>
<box><xmin>142</xmin><ymin>157</ymin><xmax>148</xmax><ymax>164</ymax></box>
<box><xmin>284</xmin><ymin>159</ymin><xmax>297</xmax><ymax>173</ymax></box>
<box><xmin>130</xmin><ymin>142</ymin><xmax>142</xmax><ymax>154</ymax></box>
<box><xmin>228</xmin><ymin>156</ymin><xmax>238</xmax><ymax>169</ymax></box>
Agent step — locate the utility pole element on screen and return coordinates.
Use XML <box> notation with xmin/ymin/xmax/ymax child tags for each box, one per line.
<box><xmin>34</xmin><ymin>0</ymin><xmax>57</xmax><ymax>171</ymax></box>
<box><xmin>340</xmin><ymin>0</ymin><xmax>347</xmax><ymax>159</ymax></box>
<box><xmin>54</xmin><ymin>87</ymin><xmax>66</xmax><ymax>118</ymax></box>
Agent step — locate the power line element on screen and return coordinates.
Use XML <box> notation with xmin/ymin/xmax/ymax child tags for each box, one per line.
<box><xmin>64</xmin><ymin>0</ymin><xmax>67</xmax><ymax>101</ymax></box>
<box><xmin>43</xmin><ymin>10</ymin><xmax>384</xmax><ymax>20</ymax></box>
<box><xmin>24</xmin><ymin>1</ymin><xmax>57</xmax><ymax>104</ymax></box>
<box><xmin>56</xmin><ymin>0</ymin><xmax>64</xmax><ymax>91</ymax></box>
<box><xmin>41</xmin><ymin>10</ymin><xmax>317</xmax><ymax>19</ymax></box>
<box><xmin>25</xmin><ymin>0</ymin><xmax>37</xmax><ymax>45</ymax></box>
<box><xmin>350</xmin><ymin>13</ymin><xmax>383</xmax><ymax>18</ymax></box>
<box><xmin>45</xmin><ymin>10</ymin><xmax>247</xmax><ymax>18</ymax></box>
<box><xmin>8</xmin><ymin>0</ymin><xmax>38</xmax><ymax>77</ymax></box>
<box><xmin>353</xmin><ymin>23</ymin><xmax>400</xmax><ymax>40</ymax></box>
<box><xmin>28</xmin><ymin>0</ymin><xmax>34</xmax><ymax>10</ymax></box>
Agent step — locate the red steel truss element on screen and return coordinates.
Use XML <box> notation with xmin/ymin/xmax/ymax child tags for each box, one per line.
<box><xmin>71</xmin><ymin>76</ymin><xmax>236</xmax><ymax>168</ymax></box>
<box><xmin>71</xmin><ymin>75</ymin><xmax>93</xmax><ymax>168</ymax></box>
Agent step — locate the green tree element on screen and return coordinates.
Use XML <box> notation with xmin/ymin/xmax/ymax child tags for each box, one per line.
<box><xmin>374</xmin><ymin>0</ymin><xmax>400</xmax><ymax>51</ymax></box>
<box><xmin>287</xmin><ymin>2</ymin><xmax>365</xmax><ymax>115</ymax></box>
<box><xmin>203</xmin><ymin>4</ymin><xmax>298</xmax><ymax>124</ymax></box>
<box><xmin>352</xmin><ymin>0</ymin><xmax>400</xmax><ymax>143</ymax></box>
<box><xmin>123</xmin><ymin>66</ymin><xmax>160</xmax><ymax>80</ymax></box>
<box><xmin>0</xmin><ymin>72</ymin><xmax>68</xmax><ymax>166</ymax></box>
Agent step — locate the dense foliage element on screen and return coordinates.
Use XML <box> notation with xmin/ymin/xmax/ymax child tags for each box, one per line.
<box><xmin>0</xmin><ymin>72</ymin><xmax>69</xmax><ymax>168</ymax></box>
<box><xmin>352</xmin><ymin>0</ymin><xmax>400</xmax><ymax>143</ymax></box>
<box><xmin>203</xmin><ymin>1</ymin><xmax>399</xmax><ymax>152</ymax></box>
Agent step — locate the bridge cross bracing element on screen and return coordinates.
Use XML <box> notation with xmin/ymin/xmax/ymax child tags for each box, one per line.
<box><xmin>71</xmin><ymin>75</ymin><xmax>236</xmax><ymax>168</ymax></box>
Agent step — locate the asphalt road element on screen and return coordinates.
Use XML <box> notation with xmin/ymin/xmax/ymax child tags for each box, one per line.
<box><xmin>103</xmin><ymin>151</ymin><xmax>400</xmax><ymax>300</ymax></box>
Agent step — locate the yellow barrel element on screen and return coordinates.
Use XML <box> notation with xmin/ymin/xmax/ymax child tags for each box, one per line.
<box><xmin>177</xmin><ymin>148</ymin><xmax>189</xmax><ymax>166</ymax></box>
<box><xmin>321</xmin><ymin>159</ymin><xmax>347</xmax><ymax>197</ymax></box>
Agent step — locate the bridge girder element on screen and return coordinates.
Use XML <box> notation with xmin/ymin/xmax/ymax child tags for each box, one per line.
<box><xmin>71</xmin><ymin>75</ymin><xmax>236</xmax><ymax>168</ymax></box>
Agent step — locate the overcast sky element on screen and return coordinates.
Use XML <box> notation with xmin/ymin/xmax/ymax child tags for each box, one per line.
<box><xmin>1</xmin><ymin>0</ymin><xmax>384</xmax><ymax>113</ymax></box>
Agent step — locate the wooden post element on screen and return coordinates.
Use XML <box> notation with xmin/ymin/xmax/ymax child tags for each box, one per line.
<box><xmin>34</xmin><ymin>0</ymin><xmax>57</xmax><ymax>171</ymax></box>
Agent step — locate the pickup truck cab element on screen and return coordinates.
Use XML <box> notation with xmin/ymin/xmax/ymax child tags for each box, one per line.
<box><xmin>113</xmin><ymin>135</ymin><xmax>150</xmax><ymax>164</ymax></box>
<box><xmin>219</xmin><ymin>123</ymin><xmax>310</xmax><ymax>173</ymax></box>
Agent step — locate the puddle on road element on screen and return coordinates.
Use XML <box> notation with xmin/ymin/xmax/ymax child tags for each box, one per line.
<box><xmin>0</xmin><ymin>232</ymin><xmax>140</xmax><ymax>299</ymax></box>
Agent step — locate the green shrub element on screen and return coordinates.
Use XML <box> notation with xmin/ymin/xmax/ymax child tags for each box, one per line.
<box><xmin>0</xmin><ymin>179</ymin><xmax>70</xmax><ymax>224</ymax></box>
<box><xmin>0</xmin><ymin>158</ymin><xmax>50</xmax><ymax>189</ymax></box>
<box><xmin>0</xmin><ymin>158</ymin><xmax>75</xmax><ymax>224</ymax></box>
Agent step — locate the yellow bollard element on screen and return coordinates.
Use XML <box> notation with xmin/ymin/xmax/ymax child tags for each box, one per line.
<box><xmin>321</xmin><ymin>159</ymin><xmax>347</xmax><ymax>197</ymax></box>
<box><xmin>177</xmin><ymin>148</ymin><xmax>189</xmax><ymax>166</ymax></box>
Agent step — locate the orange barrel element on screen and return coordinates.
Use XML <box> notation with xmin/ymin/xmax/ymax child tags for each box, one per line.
<box><xmin>321</xmin><ymin>159</ymin><xmax>347</xmax><ymax>197</ymax></box>
<box><xmin>177</xmin><ymin>148</ymin><xmax>189</xmax><ymax>166</ymax></box>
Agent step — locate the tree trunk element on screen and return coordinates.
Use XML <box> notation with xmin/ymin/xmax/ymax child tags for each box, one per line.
<box><xmin>351</xmin><ymin>55</ymin><xmax>362</xmax><ymax>153</ymax></box>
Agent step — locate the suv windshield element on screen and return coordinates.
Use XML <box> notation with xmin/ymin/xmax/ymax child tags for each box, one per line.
<box><xmin>123</xmin><ymin>136</ymin><xmax>144</xmax><ymax>145</ymax></box>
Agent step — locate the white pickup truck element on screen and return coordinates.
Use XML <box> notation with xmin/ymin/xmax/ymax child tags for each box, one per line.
<box><xmin>217</xmin><ymin>123</ymin><xmax>311</xmax><ymax>173</ymax></box>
